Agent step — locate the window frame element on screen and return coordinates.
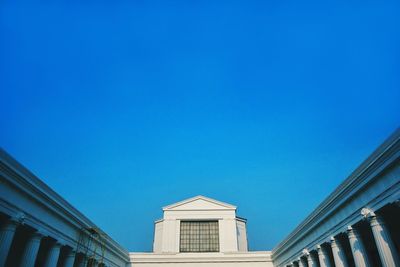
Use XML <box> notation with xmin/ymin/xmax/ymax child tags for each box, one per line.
<box><xmin>179</xmin><ymin>220</ymin><xmax>220</xmax><ymax>253</ymax></box>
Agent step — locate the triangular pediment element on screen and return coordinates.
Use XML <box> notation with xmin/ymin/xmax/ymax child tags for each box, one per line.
<box><xmin>163</xmin><ymin>195</ymin><xmax>236</xmax><ymax>211</ymax></box>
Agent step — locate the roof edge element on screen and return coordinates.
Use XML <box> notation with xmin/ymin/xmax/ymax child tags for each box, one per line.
<box><xmin>162</xmin><ymin>195</ymin><xmax>237</xmax><ymax>210</ymax></box>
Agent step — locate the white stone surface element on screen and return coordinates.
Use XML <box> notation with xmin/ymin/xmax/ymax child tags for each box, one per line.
<box><xmin>347</xmin><ymin>226</ymin><xmax>370</xmax><ymax>267</ymax></box>
<box><xmin>330</xmin><ymin>237</ymin><xmax>348</xmax><ymax>267</ymax></box>
<box><xmin>236</xmin><ymin>218</ymin><xmax>248</xmax><ymax>252</ymax></box>
<box><xmin>365</xmin><ymin>210</ymin><xmax>400</xmax><ymax>267</ymax></box>
<box><xmin>129</xmin><ymin>251</ymin><xmax>273</xmax><ymax>267</ymax></box>
<box><xmin>153</xmin><ymin>219</ymin><xmax>163</xmax><ymax>253</ymax></box>
<box><xmin>154</xmin><ymin>196</ymin><xmax>247</xmax><ymax>253</ymax></box>
<box><xmin>132</xmin><ymin>196</ymin><xmax>271</xmax><ymax>266</ymax></box>
<box><xmin>317</xmin><ymin>245</ymin><xmax>331</xmax><ymax>267</ymax></box>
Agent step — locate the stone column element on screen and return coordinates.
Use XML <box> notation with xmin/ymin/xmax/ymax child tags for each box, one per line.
<box><xmin>304</xmin><ymin>249</ymin><xmax>317</xmax><ymax>267</ymax></box>
<box><xmin>317</xmin><ymin>245</ymin><xmax>332</xmax><ymax>267</ymax></box>
<box><xmin>76</xmin><ymin>254</ymin><xmax>88</xmax><ymax>267</ymax></box>
<box><xmin>330</xmin><ymin>236</ymin><xmax>348</xmax><ymax>267</ymax></box>
<box><xmin>19</xmin><ymin>231</ymin><xmax>43</xmax><ymax>267</ymax></box>
<box><xmin>362</xmin><ymin>208</ymin><xmax>400</xmax><ymax>267</ymax></box>
<box><xmin>43</xmin><ymin>242</ymin><xmax>62</xmax><ymax>267</ymax></box>
<box><xmin>297</xmin><ymin>257</ymin><xmax>306</xmax><ymax>267</ymax></box>
<box><xmin>0</xmin><ymin>218</ymin><xmax>19</xmax><ymax>267</ymax></box>
<box><xmin>88</xmin><ymin>258</ymin><xmax>97</xmax><ymax>267</ymax></box>
<box><xmin>347</xmin><ymin>226</ymin><xmax>370</xmax><ymax>267</ymax></box>
<box><xmin>63</xmin><ymin>249</ymin><xmax>76</xmax><ymax>267</ymax></box>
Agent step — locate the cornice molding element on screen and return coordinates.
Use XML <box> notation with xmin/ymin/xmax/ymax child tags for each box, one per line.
<box><xmin>272</xmin><ymin>128</ymin><xmax>400</xmax><ymax>259</ymax></box>
<box><xmin>0</xmin><ymin>148</ymin><xmax>129</xmax><ymax>262</ymax></box>
<box><xmin>163</xmin><ymin>195</ymin><xmax>237</xmax><ymax>211</ymax></box>
<box><xmin>129</xmin><ymin>251</ymin><xmax>272</xmax><ymax>263</ymax></box>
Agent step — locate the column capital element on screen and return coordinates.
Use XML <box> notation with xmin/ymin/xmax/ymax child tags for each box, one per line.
<box><xmin>346</xmin><ymin>225</ymin><xmax>360</xmax><ymax>238</ymax></box>
<box><xmin>2</xmin><ymin>218</ymin><xmax>20</xmax><ymax>231</ymax></box>
<box><xmin>9</xmin><ymin>212</ymin><xmax>26</xmax><ymax>225</ymax></box>
<box><xmin>367</xmin><ymin>211</ymin><xmax>400</xmax><ymax>266</ymax></box>
<box><xmin>31</xmin><ymin>230</ymin><xmax>46</xmax><ymax>240</ymax></box>
<box><xmin>368</xmin><ymin>213</ymin><xmax>386</xmax><ymax>227</ymax></box>
<box><xmin>361</xmin><ymin>207</ymin><xmax>376</xmax><ymax>219</ymax></box>
<box><xmin>66</xmin><ymin>249</ymin><xmax>76</xmax><ymax>256</ymax></box>
<box><xmin>52</xmin><ymin>241</ymin><xmax>63</xmax><ymax>248</ymax></box>
<box><xmin>303</xmin><ymin>248</ymin><xmax>311</xmax><ymax>258</ymax></box>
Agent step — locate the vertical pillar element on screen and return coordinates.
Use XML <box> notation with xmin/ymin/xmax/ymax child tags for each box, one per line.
<box><xmin>317</xmin><ymin>245</ymin><xmax>332</xmax><ymax>267</ymax></box>
<box><xmin>297</xmin><ymin>257</ymin><xmax>306</xmax><ymax>267</ymax></box>
<box><xmin>362</xmin><ymin>208</ymin><xmax>400</xmax><ymax>267</ymax></box>
<box><xmin>76</xmin><ymin>254</ymin><xmax>88</xmax><ymax>267</ymax></box>
<box><xmin>347</xmin><ymin>226</ymin><xmax>370</xmax><ymax>267</ymax></box>
<box><xmin>19</xmin><ymin>231</ymin><xmax>44</xmax><ymax>267</ymax></box>
<box><xmin>330</xmin><ymin>236</ymin><xmax>349</xmax><ymax>267</ymax></box>
<box><xmin>44</xmin><ymin>242</ymin><xmax>62</xmax><ymax>267</ymax></box>
<box><xmin>63</xmin><ymin>249</ymin><xmax>76</xmax><ymax>267</ymax></box>
<box><xmin>304</xmin><ymin>249</ymin><xmax>317</xmax><ymax>267</ymax></box>
<box><xmin>0</xmin><ymin>218</ymin><xmax>19</xmax><ymax>267</ymax></box>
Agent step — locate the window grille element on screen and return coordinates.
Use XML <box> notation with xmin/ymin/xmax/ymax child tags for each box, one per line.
<box><xmin>180</xmin><ymin>221</ymin><xmax>219</xmax><ymax>252</ymax></box>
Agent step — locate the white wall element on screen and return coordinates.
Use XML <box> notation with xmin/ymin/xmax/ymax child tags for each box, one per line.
<box><xmin>156</xmin><ymin>196</ymin><xmax>243</xmax><ymax>253</ymax></box>
<box><xmin>131</xmin><ymin>262</ymin><xmax>272</xmax><ymax>267</ymax></box>
<box><xmin>153</xmin><ymin>220</ymin><xmax>163</xmax><ymax>253</ymax></box>
<box><xmin>236</xmin><ymin>218</ymin><xmax>248</xmax><ymax>252</ymax></box>
<box><xmin>129</xmin><ymin>252</ymin><xmax>274</xmax><ymax>267</ymax></box>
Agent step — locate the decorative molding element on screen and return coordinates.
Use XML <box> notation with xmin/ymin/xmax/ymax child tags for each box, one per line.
<box><xmin>163</xmin><ymin>195</ymin><xmax>237</xmax><ymax>211</ymax></box>
<box><xmin>272</xmin><ymin>128</ymin><xmax>400</xmax><ymax>265</ymax></box>
<box><xmin>360</xmin><ymin>208</ymin><xmax>375</xmax><ymax>219</ymax></box>
<box><xmin>0</xmin><ymin>148</ymin><xmax>130</xmax><ymax>264</ymax></box>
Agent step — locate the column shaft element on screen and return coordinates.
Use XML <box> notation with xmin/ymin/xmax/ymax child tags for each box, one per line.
<box><xmin>19</xmin><ymin>232</ymin><xmax>43</xmax><ymax>267</ymax></box>
<box><xmin>297</xmin><ymin>258</ymin><xmax>306</xmax><ymax>267</ymax></box>
<box><xmin>317</xmin><ymin>245</ymin><xmax>332</xmax><ymax>267</ymax></box>
<box><xmin>0</xmin><ymin>219</ymin><xmax>18</xmax><ymax>267</ymax></box>
<box><xmin>307</xmin><ymin>252</ymin><xmax>318</xmax><ymax>267</ymax></box>
<box><xmin>44</xmin><ymin>243</ymin><xmax>62</xmax><ymax>267</ymax></box>
<box><xmin>347</xmin><ymin>226</ymin><xmax>371</xmax><ymax>267</ymax></box>
<box><xmin>63</xmin><ymin>250</ymin><xmax>76</xmax><ymax>267</ymax></box>
<box><xmin>369</xmin><ymin>214</ymin><xmax>400</xmax><ymax>267</ymax></box>
<box><xmin>76</xmin><ymin>255</ymin><xmax>88</xmax><ymax>267</ymax></box>
<box><xmin>331</xmin><ymin>237</ymin><xmax>349</xmax><ymax>267</ymax></box>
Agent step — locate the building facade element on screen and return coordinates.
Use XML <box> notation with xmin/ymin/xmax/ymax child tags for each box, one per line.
<box><xmin>0</xmin><ymin>129</ymin><xmax>399</xmax><ymax>267</ymax></box>
<box><xmin>153</xmin><ymin>195</ymin><xmax>248</xmax><ymax>253</ymax></box>
<box><xmin>0</xmin><ymin>149</ymin><xmax>129</xmax><ymax>267</ymax></box>
<box><xmin>129</xmin><ymin>196</ymin><xmax>273</xmax><ymax>267</ymax></box>
<box><xmin>272</xmin><ymin>129</ymin><xmax>400</xmax><ymax>267</ymax></box>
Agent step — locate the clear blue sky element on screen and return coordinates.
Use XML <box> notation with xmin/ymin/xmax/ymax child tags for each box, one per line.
<box><xmin>1</xmin><ymin>0</ymin><xmax>399</xmax><ymax>251</ymax></box>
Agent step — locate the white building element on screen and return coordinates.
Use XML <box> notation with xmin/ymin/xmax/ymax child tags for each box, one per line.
<box><xmin>0</xmin><ymin>128</ymin><xmax>399</xmax><ymax>267</ymax></box>
<box><xmin>154</xmin><ymin>195</ymin><xmax>248</xmax><ymax>253</ymax></box>
<box><xmin>129</xmin><ymin>196</ymin><xmax>273</xmax><ymax>267</ymax></box>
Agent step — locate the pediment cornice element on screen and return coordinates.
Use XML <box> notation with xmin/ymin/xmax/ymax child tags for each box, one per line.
<box><xmin>163</xmin><ymin>195</ymin><xmax>236</xmax><ymax>211</ymax></box>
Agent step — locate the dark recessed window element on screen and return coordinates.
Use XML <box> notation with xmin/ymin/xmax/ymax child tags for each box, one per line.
<box><xmin>180</xmin><ymin>221</ymin><xmax>219</xmax><ymax>252</ymax></box>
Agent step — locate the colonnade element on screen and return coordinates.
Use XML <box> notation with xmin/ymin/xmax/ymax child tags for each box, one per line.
<box><xmin>0</xmin><ymin>212</ymin><xmax>107</xmax><ymax>267</ymax></box>
<box><xmin>284</xmin><ymin>205</ymin><xmax>400</xmax><ymax>267</ymax></box>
